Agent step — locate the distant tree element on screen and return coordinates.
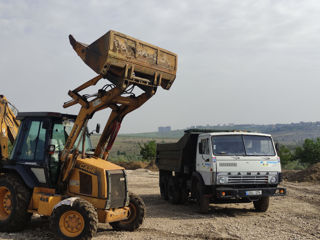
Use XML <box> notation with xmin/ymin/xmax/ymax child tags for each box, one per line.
<box><xmin>139</xmin><ymin>141</ymin><xmax>156</xmax><ymax>161</ymax></box>
<box><xmin>294</xmin><ymin>138</ymin><xmax>320</xmax><ymax>165</ymax></box>
<box><xmin>278</xmin><ymin>145</ymin><xmax>293</xmax><ymax>166</ymax></box>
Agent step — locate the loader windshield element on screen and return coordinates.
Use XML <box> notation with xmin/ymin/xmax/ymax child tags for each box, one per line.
<box><xmin>52</xmin><ymin>120</ymin><xmax>92</xmax><ymax>154</ymax></box>
<box><xmin>212</xmin><ymin>135</ymin><xmax>275</xmax><ymax>156</ymax></box>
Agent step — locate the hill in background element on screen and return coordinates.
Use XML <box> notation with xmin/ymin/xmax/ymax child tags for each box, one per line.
<box><xmin>120</xmin><ymin>121</ymin><xmax>320</xmax><ymax>146</ymax></box>
<box><xmin>91</xmin><ymin>121</ymin><xmax>320</xmax><ymax>161</ymax></box>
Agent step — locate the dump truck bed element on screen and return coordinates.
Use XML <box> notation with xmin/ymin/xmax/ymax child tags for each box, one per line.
<box><xmin>156</xmin><ymin>133</ymin><xmax>199</xmax><ymax>173</ymax></box>
<box><xmin>70</xmin><ymin>30</ymin><xmax>177</xmax><ymax>90</ymax></box>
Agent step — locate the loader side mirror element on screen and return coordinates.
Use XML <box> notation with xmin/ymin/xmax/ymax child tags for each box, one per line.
<box><xmin>96</xmin><ymin>123</ymin><xmax>100</xmax><ymax>134</ymax></box>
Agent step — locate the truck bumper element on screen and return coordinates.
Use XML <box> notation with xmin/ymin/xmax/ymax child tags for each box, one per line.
<box><xmin>215</xmin><ymin>187</ymin><xmax>286</xmax><ymax>199</ymax></box>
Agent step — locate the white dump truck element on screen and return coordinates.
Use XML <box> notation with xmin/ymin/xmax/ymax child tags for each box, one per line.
<box><xmin>156</xmin><ymin>129</ymin><xmax>286</xmax><ymax>213</ymax></box>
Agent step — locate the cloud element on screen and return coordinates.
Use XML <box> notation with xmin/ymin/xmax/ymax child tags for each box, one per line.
<box><xmin>1</xmin><ymin>0</ymin><xmax>320</xmax><ymax>133</ymax></box>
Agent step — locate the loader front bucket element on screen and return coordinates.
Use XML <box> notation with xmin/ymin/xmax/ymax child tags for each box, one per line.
<box><xmin>69</xmin><ymin>30</ymin><xmax>177</xmax><ymax>90</ymax></box>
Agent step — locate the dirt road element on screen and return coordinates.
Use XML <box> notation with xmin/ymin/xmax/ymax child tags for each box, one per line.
<box><xmin>1</xmin><ymin>169</ymin><xmax>319</xmax><ymax>240</ymax></box>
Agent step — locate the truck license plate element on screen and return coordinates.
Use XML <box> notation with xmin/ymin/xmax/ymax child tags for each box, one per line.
<box><xmin>246</xmin><ymin>190</ymin><xmax>262</xmax><ymax>196</ymax></box>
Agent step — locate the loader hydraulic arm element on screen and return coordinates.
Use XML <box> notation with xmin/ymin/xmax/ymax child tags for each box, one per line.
<box><xmin>58</xmin><ymin>30</ymin><xmax>177</xmax><ymax>189</ymax></box>
<box><xmin>0</xmin><ymin>95</ymin><xmax>20</xmax><ymax>159</ymax></box>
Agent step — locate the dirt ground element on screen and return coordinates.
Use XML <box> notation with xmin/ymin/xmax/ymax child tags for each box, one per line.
<box><xmin>1</xmin><ymin>169</ymin><xmax>319</xmax><ymax>240</ymax></box>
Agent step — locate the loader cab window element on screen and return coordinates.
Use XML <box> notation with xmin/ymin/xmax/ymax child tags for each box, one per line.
<box><xmin>16</xmin><ymin>120</ymin><xmax>47</xmax><ymax>161</ymax></box>
<box><xmin>51</xmin><ymin>120</ymin><xmax>92</xmax><ymax>154</ymax></box>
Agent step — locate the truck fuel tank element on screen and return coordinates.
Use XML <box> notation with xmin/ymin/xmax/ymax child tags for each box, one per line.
<box><xmin>69</xmin><ymin>30</ymin><xmax>177</xmax><ymax>91</ymax></box>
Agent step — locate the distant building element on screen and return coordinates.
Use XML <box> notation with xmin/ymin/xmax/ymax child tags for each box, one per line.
<box><xmin>158</xmin><ymin>126</ymin><xmax>171</xmax><ymax>133</ymax></box>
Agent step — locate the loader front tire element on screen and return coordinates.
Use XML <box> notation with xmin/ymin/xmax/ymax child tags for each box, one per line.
<box><xmin>0</xmin><ymin>174</ymin><xmax>32</xmax><ymax>232</ymax></box>
<box><xmin>110</xmin><ymin>192</ymin><xmax>145</xmax><ymax>231</ymax></box>
<box><xmin>50</xmin><ymin>198</ymin><xmax>98</xmax><ymax>240</ymax></box>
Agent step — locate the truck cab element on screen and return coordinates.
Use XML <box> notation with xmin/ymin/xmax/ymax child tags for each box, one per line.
<box><xmin>156</xmin><ymin>130</ymin><xmax>286</xmax><ymax>213</ymax></box>
<box><xmin>197</xmin><ymin>132</ymin><xmax>284</xmax><ymax>198</ymax></box>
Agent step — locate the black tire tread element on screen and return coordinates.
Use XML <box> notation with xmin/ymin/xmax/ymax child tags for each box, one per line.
<box><xmin>110</xmin><ymin>192</ymin><xmax>145</xmax><ymax>231</ymax></box>
<box><xmin>167</xmin><ymin>177</ymin><xmax>181</xmax><ymax>204</ymax></box>
<box><xmin>50</xmin><ymin>198</ymin><xmax>98</xmax><ymax>240</ymax></box>
<box><xmin>253</xmin><ymin>197</ymin><xmax>270</xmax><ymax>212</ymax></box>
<box><xmin>0</xmin><ymin>174</ymin><xmax>32</xmax><ymax>232</ymax></box>
<box><xmin>195</xmin><ymin>181</ymin><xmax>209</xmax><ymax>214</ymax></box>
<box><xmin>159</xmin><ymin>175</ymin><xmax>168</xmax><ymax>200</ymax></box>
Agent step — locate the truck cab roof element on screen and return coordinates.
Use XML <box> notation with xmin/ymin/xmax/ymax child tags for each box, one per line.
<box><xmin>206</xmin><ymin>131</ymin><xmax>272</xmax><ymax>137</ymax></box>
<box><xmin>184</xmin><ymin>129</ymin><xmax>271</xmax><ymax>138</ymax></box>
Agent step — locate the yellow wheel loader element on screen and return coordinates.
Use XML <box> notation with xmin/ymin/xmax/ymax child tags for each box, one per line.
<box><xmin>0</xmin><ymin>30</ymin><xmax>177</xmax><ymax>239</ymax></box>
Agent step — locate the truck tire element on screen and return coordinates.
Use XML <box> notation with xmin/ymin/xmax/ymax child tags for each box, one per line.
<box><xmin>50</xmin><ymin>198</ymin><xmax>98</xmax><ymax>240</ymax></box>
<box><xmin>0</xmin><ymin>174</ymin><xmax>32</xmax><ymax>232</ymax></box>
<box><xmin>167</xmin><ymin>177</ymin><xmax>181</xmax><ymax>204</ymax></box>
<box><xmin>159</xmin><ymin>175</ymin><xmax>169</xmax><ymax>200</ymax></box>
<box><xmin>195</xmin><ymin>181</ymin><xmax>209</xmax><ymax>214</ymax></box>
<box><xmin>179</xmin><ymin>183</ymin><xmax>189</xmax><ymax>204</ymax></box>
<box><xmin>253</xmin><ymin>197</ymin><xmax>269</xmax><ymax>212</ymax></box>
<box><xmin>110</xmin><ymin>192</ymin><xmax>145</xmax><ymax>231</ymax></box>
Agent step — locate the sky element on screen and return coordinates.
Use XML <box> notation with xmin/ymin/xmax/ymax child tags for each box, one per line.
<box><xmin>1</xmin><ymin>0</ymin><xmax>320</xmax><ymax>133</ymax></box>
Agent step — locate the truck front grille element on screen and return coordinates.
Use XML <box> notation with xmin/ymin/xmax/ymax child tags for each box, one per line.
<box><xmin>228</xmin><ymin>175</ymin><xmax>268</xmax><ymax>184</ymax></box>
<box><xmin>106</xmin><ymin>170</ymin><xmax>128</xmax><ymax>209</ymax></box>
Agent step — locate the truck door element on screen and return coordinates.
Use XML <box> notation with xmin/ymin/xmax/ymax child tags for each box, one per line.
<box><xmin>196</xmin><ymin>136</ymin><xmax>214</xmax><ymax>185</ymax></box>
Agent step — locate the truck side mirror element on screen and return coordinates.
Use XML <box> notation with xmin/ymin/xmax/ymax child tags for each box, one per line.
<box><xmin>96</xmin><ymin>123</ymin><xmax>100</xmax><ymax>134</ymax></box>
<box><xmin>275</xmin><ymin>143</ymin><xmax>280</xmax><ymax>152</ymax></box>
<box><xmin>198</xmin><ymin>142</ymin><xmax>203</xmax><ymax>154</ymax></box>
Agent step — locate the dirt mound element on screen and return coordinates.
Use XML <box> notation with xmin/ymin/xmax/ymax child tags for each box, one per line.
<box><xmin>283</xmin><ymin>162</ymin><xmax>320</xmax><ymax>182</ymax></box>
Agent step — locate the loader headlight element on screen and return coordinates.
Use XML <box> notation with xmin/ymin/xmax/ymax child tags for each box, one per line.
<box><xmin>268</xmin><ymin>175</ymin><xmax>277</xmax><ymax>184</ymax></box>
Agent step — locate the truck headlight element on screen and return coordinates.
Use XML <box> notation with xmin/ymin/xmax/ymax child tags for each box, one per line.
<box><xmin>218</xmin><ymin>176</ymin><xmax>228</xmax><ymax>184</ymax></box>
<box><xmin>268</xmin><ymin>175</ymin><xmax>277</xmax><ymax>184</ymax></box>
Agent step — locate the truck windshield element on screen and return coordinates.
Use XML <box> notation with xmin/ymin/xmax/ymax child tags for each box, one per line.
<box><xmin>211</xmin><ymin>135</ymin><xmax>275</xmax><ymax>156</ymax></box>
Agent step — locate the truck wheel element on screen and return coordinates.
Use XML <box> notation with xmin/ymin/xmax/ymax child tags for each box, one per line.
<box><xmin>167</xmin><ymin>177</ymin><xmax>181</xmax><ymax>204</ymax></box>
<box><xmin>110</xmin><ymin>192</ymin><xmax>145</xmax><ymax>231</ymax></box>
<box><xmin>159</xmin><ymin>175</ymin><xmax>168</xmax><ymax>200</ymax></box>
<box><xmin>195</xmin><ymin>181</ymin><xmax>209</xmax><ymax>214</ymax></box>
<box><xmin>179</xmin><ymin>183</ymin><xmax>189</xmax><ymax>204</ymax></box>
<box><xmin>0</xmin><ymin>174</ymin><xmax>32</xmax><ymax>232</ymax></box>
<box><xmin>50</xmin><ymin>198</ymin><xmax>98</xmax><ymax>239</ymax></box>
<box><xmin>253</xmin><ymin>197</ymin><xmax>269</xmax><ymax>212</ymax></box>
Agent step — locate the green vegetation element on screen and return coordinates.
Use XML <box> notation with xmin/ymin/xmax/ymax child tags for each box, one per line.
<box><xmin>139</xmin><ymin>141</ymin><xmax>156</xmax><ymax>161</ymax></box>
<box><xmin>278</xmin><ymin>138</ymin><xmax>320</xmax><ymax>170</ymax></box>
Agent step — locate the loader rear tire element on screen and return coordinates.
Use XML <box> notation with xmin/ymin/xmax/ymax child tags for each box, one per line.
<box><xmin>0</xmin><ymin>174</ymin><xmax>32</xmax><ymax>232</ymax></box>
<box><xmin>50</xmin><ymin>198</ymin><xmax>98</xmax><ymax>240</ymax></box>
<box><xmin>110</xmin><ymin>192</ymin><xmax>145</xmax><ymax>231</ymax></box>
<box><xmin>253</xmin><ymin>197</ymin><xmax>269</xmax><ymax>212</ymax></box>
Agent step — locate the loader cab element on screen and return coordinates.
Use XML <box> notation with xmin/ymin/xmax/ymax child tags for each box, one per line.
<box><xmin>8</xmin><ymin>112</ymin><xmax>92</xmax><ymax>188</ymax></box>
